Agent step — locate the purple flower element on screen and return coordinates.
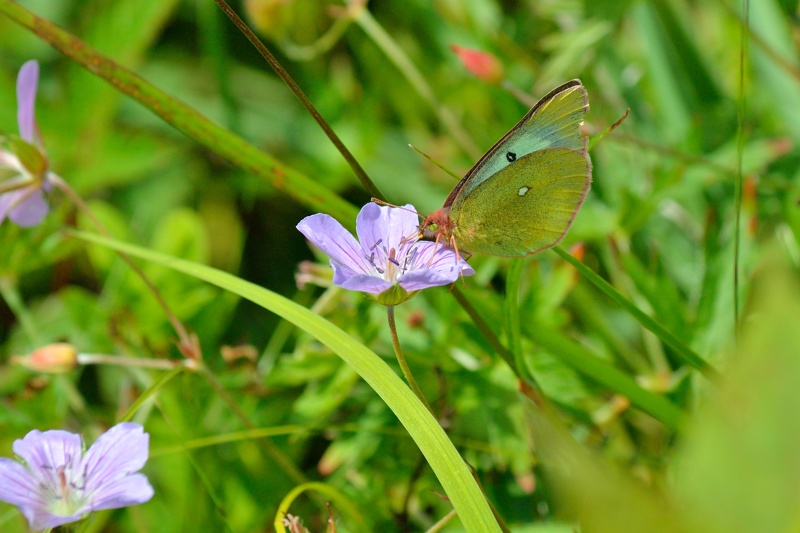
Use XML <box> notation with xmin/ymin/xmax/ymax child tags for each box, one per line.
<box><xmin>297</xmin><ymin>203</ymin><xmax>473</xmax><ymax>304</ymax></box>
<box><xmin>0</xmin><ymin>422</ymin><xmax>154</xmax><ymax>530</ymax></box>
<box><xmin>0</xmin><ymin>60</ymin><xmax>52</xmax><ymax>228</ymax></box>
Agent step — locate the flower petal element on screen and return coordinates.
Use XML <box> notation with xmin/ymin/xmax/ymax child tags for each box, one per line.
<box><xmin>297</xmin><ymin>214</ymin><xmax>374</xmax><ymax>277</ymax></box>
<box><xmin>16</xmin><ymin>60</ymin><xmax>39</xmax><ymax>143</ymax></box>
<box><xmin>356</xmin><ymin>203</ymin><xmax>419</xmax><ymax>257</ymax></box>
<box><xmin>81</xmin><ymin>423</ymin><xmax>149</xmax><ymax>496</ymax></box>
<box><xmin>2</xmin><ymin>187</ymin><xmax>49</xmax><ymax>227</ymax></box>
<box><xmin>398</xmin><ymin>242</ymin><xmax>474</xmax><ymax>291</ymax></box>
<box><xmin>414</xmin><ymin>242</ymin><xmax>475</xmax><ymax>275</ymax></box>
<box><xmin>0</xmin><ymin>192</ymin><xmax>15</xmax><ymax>226</ymax></box>
<box><xmin>31</xmin><ymin>510</ymin><xmax>87</xmax><ymax>531</ymax></box>
<box><xmin>12</xmin><ymin>429</ymin><xmax>83</xmax><ymax>479</ymax></box>
<box><xmin>0</xmin><ymin>458</ymin><xmax>47</xmax><ymax>525</ymax></box>
<box><xmin>398</xmin><ymin>269</ymin><xmax>457</xmax><ymax>291</ymax></box>
<box><xmin>337</xmin><ymin>273</ymin><xmax>393</xmax><ymax>294</ymax></box>
<box><xmin>85</xmin><ymin>473</ymin><xmax>154</xmax><ymax>511</ymax></box>
<box><xmin>0</xmin><ymin>461</ymin><xmax>80</xmax><ymax>532</ymax></box>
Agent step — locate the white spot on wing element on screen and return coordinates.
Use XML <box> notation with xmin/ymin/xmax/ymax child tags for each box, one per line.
<box><xmin>518</xmin><ymin>186</ymin><xmax>530</xmax><ymax>196</ymax></box>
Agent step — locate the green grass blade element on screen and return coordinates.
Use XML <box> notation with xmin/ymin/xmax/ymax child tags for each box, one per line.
<box><xmin>274</xmin><ymin>482</ymin><xmax>367</xmax><ymax>533</ymax></box>
<box><xmin>525</xmin><ymin>326</ymin><xmax>685</xmax><ymax>431</ymax></box>
<box><xmin>504</xmin><ymin>259</ymin><xmax>526</xmax><ymax>380</ymax></box>
<box><xmin>70</xmin><ymin>229</ymin><xmax>501</xmax><ymax>533</ymax></box>
<box><xmin>66</xmin><ymin>0</ymin><xmax>181</xmax><ymax>134</ymax></box>
<box><xmin>118</xmin><ymin>365</ymin><xmax>187</xmax><ymax>423</ymax></box>
<box><xmin>552</xmin><ymin>246</ymin><xmax>720</xmax><ymax>381</ymax></box>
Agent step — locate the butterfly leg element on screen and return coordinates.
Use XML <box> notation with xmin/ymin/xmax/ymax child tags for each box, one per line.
<box><xmin>426</xmin><ymin>234</ymin><xmax>444</xmax><ymax>268</ymax></box>
<box><xmin>450</xmin><ymin>237</ymin><xmax>471</xmax><ymax>285</ymax></box>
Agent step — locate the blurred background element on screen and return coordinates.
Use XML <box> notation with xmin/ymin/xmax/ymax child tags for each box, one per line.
<box><xmin>1</xmin><ymin>0</ymin><xmax>798</xmax><ymax>531</ymax></box>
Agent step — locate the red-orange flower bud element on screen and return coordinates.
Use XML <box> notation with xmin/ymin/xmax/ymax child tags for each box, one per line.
<box><xmin>450</xmin><ymin>45</ymin><xmax>504</xmax><ymax>84</ymax></box>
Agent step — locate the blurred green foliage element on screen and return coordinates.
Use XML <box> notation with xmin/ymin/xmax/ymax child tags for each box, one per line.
<box><xmin>1</xmin><ymin>0</ymin><xmax>800</xmax><ymax>531</ymax></box>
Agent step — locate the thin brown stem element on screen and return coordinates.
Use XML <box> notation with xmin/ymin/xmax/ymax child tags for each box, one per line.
<box><xmin>449</xmin><ymin>287</ymin><xmax>518</xmax><ymax>375</ymax></box>
<box><xmin>213</xmin><ymin>0</ymin><xmax>384</xmax><ymax>200</ymax></box>
<box><xmin>77</xmin><ymin>353</ymin><xmax>198</xmax><ymax>370</ymax></box>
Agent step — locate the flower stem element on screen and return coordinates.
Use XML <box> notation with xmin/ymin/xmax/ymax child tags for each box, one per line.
<box><xmin>51</xmin><ymin>175</ymin><xmax>202</xmax><ymax>360</ymax></box>
<box><xmin>504</xmin><ymin>259</ymin><xmax>527</xmax><ymax>380</ymax></box>
<box><xmin>450</xmin><ymin>287</ymin><xmax>518</xmax><ymax>375</ymax></box>
<box><xmin>386</xmin><ymin>306</ymin><xmax>434</xmax><ymax>416</ymax></box>
<box><xmin>425</xmin><ymin>509</ymin><xmax>457</xmax><ymax>533</ymax></box>
<box><xmin>77</xmin><ymin>353</ymin><xmax>198</xmax><ymax>370</ymax></box>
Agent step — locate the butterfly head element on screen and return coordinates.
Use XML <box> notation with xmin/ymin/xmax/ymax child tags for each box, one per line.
<box><xmin>419</xmin><ymin>208</ymin><xmax>454</xmax><ymax>242</ymax></box>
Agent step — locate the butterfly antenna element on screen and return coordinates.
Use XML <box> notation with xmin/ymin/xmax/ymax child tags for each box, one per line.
<box><xmin>370</xmin><ymin>197</ymin><xmax>424</xmax><ymax>221</ymax></box>
<box><xmin>588</xmin><ymin>108</ymin><xmax>630</xmax><ymax>151</ymax></box>
<box><xmin>408</xmin><ymin>144</ymin><xmax>460</xmax><ymax>180</ymax></box>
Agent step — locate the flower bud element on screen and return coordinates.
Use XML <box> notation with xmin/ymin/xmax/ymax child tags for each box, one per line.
<box><xmin>450</xmin><ymin>45</ymin><xmax>505</xmax><ymax>84</ymax></box>
<box><xmin>295</xmin><ymin>260</ymin><xmax>333</xmax><ymax>290</ymax></box>
<box><xmin>12</xmin><ymin>343</ymin><xmax>78</xmax><ymax>374</ymax></box>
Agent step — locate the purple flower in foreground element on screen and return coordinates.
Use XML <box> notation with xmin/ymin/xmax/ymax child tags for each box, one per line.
<box><xmin>0</xmin><ymin>60</ymin><xmax>52</xmax><ymax>228</ymax></box>
<box><xmin>0</xmin><ymin>423</ymin><xmax>154</xmax><ymax>530</ymax></box>
<box><xmin>297</xmin><ymin>203</ymin><xmax>473</xmax><ymax>305</ymax></box>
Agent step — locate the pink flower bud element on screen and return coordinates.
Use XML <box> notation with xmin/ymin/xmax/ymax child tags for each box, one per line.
<box><xmin>450</xmin><ymin>45</ymin><xmax>504</xmax><ymax>84</ymax></box>
<box><xmin>12</xmin><ymin>343</ymin><xmax>78</xmax><ymax>373</ymax></box>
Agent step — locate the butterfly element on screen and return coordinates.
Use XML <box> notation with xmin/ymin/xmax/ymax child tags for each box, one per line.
<box><xmin>419</xmin><ymin>79</ymin><xmax>592</xmax><ymax>258</ymax></box>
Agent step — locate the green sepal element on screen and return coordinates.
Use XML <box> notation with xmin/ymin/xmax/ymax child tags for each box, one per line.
<box><xmin>376</xmin><ymin>284</ymin><xmax>416</xmax><ymax>306</ymax></box>
<box><xmin>1</xmin><ymin>135</ymin><xmax>48</xmax><ymax>177</ymax></box>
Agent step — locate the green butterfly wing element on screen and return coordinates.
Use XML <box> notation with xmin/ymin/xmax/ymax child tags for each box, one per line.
<box><xmin>450</xmin><ymin>147</ymin><xmax>591</xmax><ymax>256</ymax></box>
<box><xmin>444</xmin><ymin>80</ymin><xmax>589</xmax><ymax>206</ymax></box>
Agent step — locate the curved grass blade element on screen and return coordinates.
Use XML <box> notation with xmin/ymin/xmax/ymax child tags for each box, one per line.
<box><xmin>274</xmin><ymin>482</ymin><xmax>366</xmax><ymax>533</ymax></box>
<box><xmin>70</xmin><ymin>229</ymin><xmax>502</xmax><ymax>533</ymax></box>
